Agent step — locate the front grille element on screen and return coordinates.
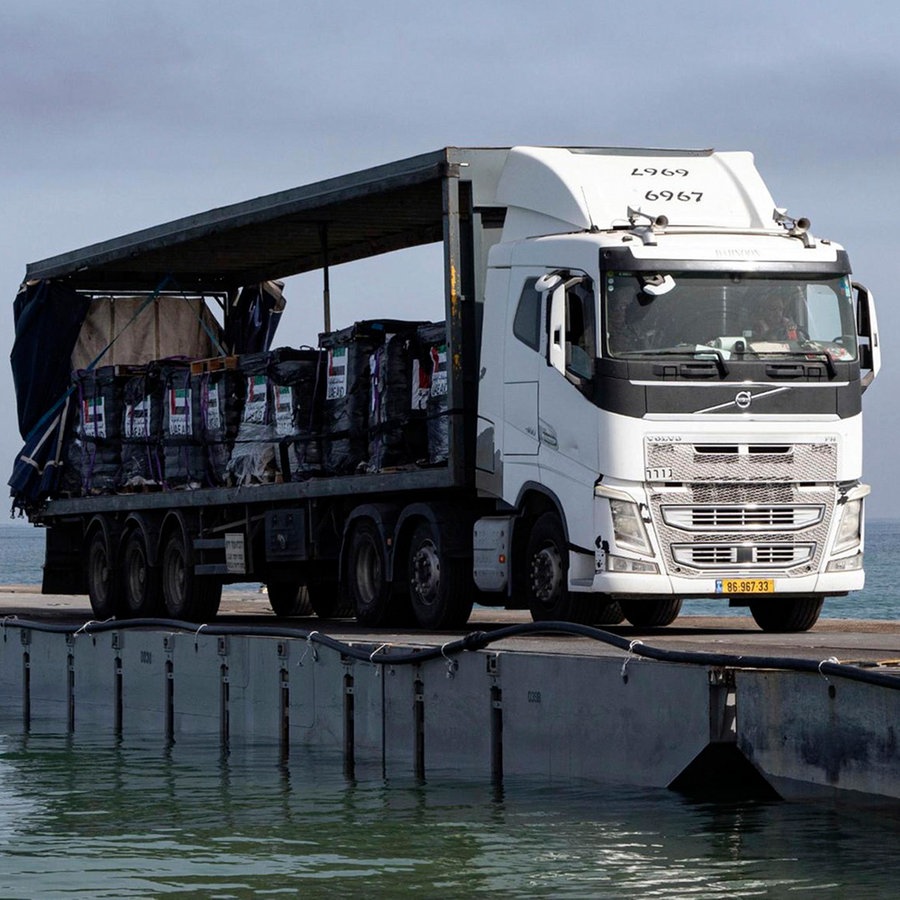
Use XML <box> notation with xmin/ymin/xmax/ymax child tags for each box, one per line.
<box><xmin>661</xmin><ymin>504</ymin><xmax>824</xmax><ymax>531</ymax></box>
<box><xmin>649</xmin><ymin>482</ymin><xmax>834</xmax><ymax>577</ymax></box>
<box><xmin>672</xmin><ymin>543</ymin><xmax>815</xmax><ymax>569</ymax></box>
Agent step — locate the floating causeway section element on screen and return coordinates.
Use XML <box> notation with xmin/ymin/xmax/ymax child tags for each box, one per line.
<box><xmin>1</xmin><ymin>590</ymin><xmax>899</xmax><ymax>804</ymax></box>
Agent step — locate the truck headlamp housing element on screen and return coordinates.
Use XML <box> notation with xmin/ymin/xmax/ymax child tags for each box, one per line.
<box><xmin>833</xmin><ymin>498</ymin><xmax>863</xmax><ymax>555</ymax></box>
<box><xmin>609</xmin><ymin>498</ymin><xmax>653</xmax><ymax>556</ymax></box>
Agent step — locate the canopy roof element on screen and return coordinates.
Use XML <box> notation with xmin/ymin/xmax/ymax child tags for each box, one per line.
<box><xmin>25</xmin><ymin>147</ymin><xmax>511</xmax><ymax>293</ymax></box>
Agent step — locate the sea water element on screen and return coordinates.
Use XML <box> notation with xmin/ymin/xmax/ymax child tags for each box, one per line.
<box><xmin>0</xmin><ymin>520</ymin><xmax>897</xmax><ymax>897</ymax></box>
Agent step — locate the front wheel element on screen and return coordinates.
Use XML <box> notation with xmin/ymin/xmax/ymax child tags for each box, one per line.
<box><xmin>620</xmin><ymin>598</ymin><xmax>682</xmax><ymax>627</ymax></box>
<box><xmin>161</xmin><ymin>528</ymin><xmax>222</xmax><ymax>622</ymax></box>
<box><xmin>524</xmin><ymin>512</ymin><xmax>593</xmax><ymax>624</ymax></box>
<box><xmin>750</xmin><ymin>597</ymin><xmax>823</xmax><ymax>633</ymax></box>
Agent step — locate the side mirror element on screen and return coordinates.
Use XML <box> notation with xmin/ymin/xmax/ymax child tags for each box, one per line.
<box><xmin>548</xmin><ymin>284</ymin><xmax>566</xmax><ymax>375</ymax></box>
<box><xmin>853</xmin><ymin>282</ymin><xmax>880</xmax><ymax>391</ymax></box>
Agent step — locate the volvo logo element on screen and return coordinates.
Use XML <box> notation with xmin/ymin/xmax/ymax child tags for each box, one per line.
<box><xmin>735</xmin><ymin>391</ymin><xmax>753</xmax><ymax>410</ymax></box>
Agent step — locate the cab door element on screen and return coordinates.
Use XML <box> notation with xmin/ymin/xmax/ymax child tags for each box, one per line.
<box><xmin>536</xmin><ymin>272</ymin><xmax>601</xmax><ymax>483</ymax></box>
<box><xmin>502</xmin><ymin>275</ymin><xmax>543</xmax><ymax>456</ymax></box>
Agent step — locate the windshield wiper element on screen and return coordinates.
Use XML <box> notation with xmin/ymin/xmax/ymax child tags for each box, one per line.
<box><xmin>619</xmin><ymin>347</ymin><xmax>729</xmax><ymax>377</ymax></box>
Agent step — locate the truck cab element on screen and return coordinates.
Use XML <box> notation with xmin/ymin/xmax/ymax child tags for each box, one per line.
<box><xmin>475</xmin><ymin>147</ymin><xmax>879</xmax><ymax>631</ymax></box>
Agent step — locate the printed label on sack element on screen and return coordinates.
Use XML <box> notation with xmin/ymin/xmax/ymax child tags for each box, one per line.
<box><xmin>275</xmin><ymin>385</ymin><xmax>294</xmax><ymax>435</ymax></box>
<box><xmin>430</xmin><ymin>344</ymin><xmax>448</xmax><ymax>397</ymax></box>
<box><xmin>411</xmin><ymin>359</ymin><xmax>429</xmax><ymax>410</ymax></box>
<box><xmin>82</xmin><ymin>397</ymin><xmax>107</xmax><ymax>439</ymax></box>
<box><xmin>327</xmin><ymin>347</ymin><xmax>348</xmax><ymax>400</ymax></box>
<box><xmin>124</xmin><ymin>398</ymin><xmax>151</xmax><ymax>439</ymax></box>
<box><xmin>168</xmin><ymin>387</ymin><xmax>192</xmax><ymax>436</ymax></box>
<box><xmin>243</xmin><ymin>375</ymin><xmax>268</xmax><ymax>425</ymax></box>
<box><xmin>205</xmin><ymin>382</ymin><xmax>222</xmax><ymax>432</ymax></box>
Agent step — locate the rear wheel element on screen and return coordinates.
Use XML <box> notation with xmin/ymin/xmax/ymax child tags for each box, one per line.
<box><xmin>620</xmin><ymin>598</ymin><xmax>682</xmax><ymax>627</ymax></box>
<box><xmin>267</xmin><ymin>582</ymin><xmax>313</xmax><ymax>617</ymax></box>
<box><xmin>407</xmin><ymin>520</ymin><xmax>473</xmax><ymax>629</ymax></box>
<box><xmin>307</xmin><ymin>570</ymin><xmax>352</xmax><ymax>618</ymax></box>
<box><xmin>750</xmin><ymin>597</ymin><xmax>823</xmax><ymax>633</ymax></box>
<box><xmin>161</xmin><ymin>528</ymin><xmax>222</xmax><ymax>622</ymax></box>
<box><xmin>525</xmin><ymin>512</ymin><xmax>593</xmax><ymax>624</ymax></box>
<box><xmin>122</xmin><ymin>529</ymin><xmax>162</xmax><ymax>618</ymax></box>
<box><xmin>86</xmin><ymin>528</ymin><xmax>121</xmax><ymax>619</ymax></box>
<box><xmin>344</xmin><ymin>521</ymin><xmax>395</xmax><ymax>626</ymax></box>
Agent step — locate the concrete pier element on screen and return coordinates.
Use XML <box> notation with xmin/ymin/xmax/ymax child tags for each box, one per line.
<box><xmin>1</xmin><ymin>586</ymin><xmax>899</xmax><ymax>803</ymax></box>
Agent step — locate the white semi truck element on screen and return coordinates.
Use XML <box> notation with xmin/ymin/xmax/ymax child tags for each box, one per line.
<box><xmin>11</xmin><ymin>146</ymin><xmax>879</xmax><ymax>632</ymax></box>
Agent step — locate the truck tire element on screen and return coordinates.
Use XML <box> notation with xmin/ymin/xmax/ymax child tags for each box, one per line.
<box><xmin>749</xmin><ymin>597</ymin><xmax>823</xmax><ymax>633</ymax></box>
<box><xmin>407</xmin><ymin>519</ymin><xmax>473</xmax><ymax>629</ymax></box>
<box><xmin>86</xmin><ymin>528</ymin><xmax>121</xmax><ymax>619</ymax></box>
<box><xmin>525</xmin><ymin>512</ymin><xmax>593</xmax><ymax>624</ymax></box>
<box><xmin>122</xmin><ymin>529</ymin><xmax>163</xmax><ymax>618</ymax></box>
<box><xmin>594</xmin><ymin>599</ymin><xmax>625</xmax><ymax>626</ymax></box>
<box><xmin>620</xmin><ymin>598</ymin><xmax>682</xmax><ymax>627</ymax></box>
<box><xmin>307</xmin><ymin>573</ymin><xmax>352</xmax><ymax>618</ymax></box>
<box><xmin>161</xmin><ymin>528</ymin><xmax>222</xmax><ymax>622</ymax></box>
<box><xmin>344</xmin><ymin>521</ymin><xmax>392</xmax><ymax>626</ymax></box>
<box><xmin>267</xmin><ymin>582</ymin><xmax>313</xmax><ymax>617</ymax></box>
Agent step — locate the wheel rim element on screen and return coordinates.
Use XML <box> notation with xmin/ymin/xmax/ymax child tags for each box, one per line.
<box><xmin>410</xmin><ymin>539</ymin><xmax>440</xmax><ymax>607</ymax></box>
<box><xmin>530</xmin><ymin>542</ymin><xmax>563</xmax><ymax>606</ymax></box>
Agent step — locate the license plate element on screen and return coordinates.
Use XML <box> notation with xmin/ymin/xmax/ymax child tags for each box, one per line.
<box><xmin>716</xmin><ymin>578</ymin><xmax>775</xmax><ymax>594</ymax></box>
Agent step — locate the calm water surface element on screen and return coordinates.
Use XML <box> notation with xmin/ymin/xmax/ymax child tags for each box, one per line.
<box><xmin>0</xmin><ymin>730</ymin><xmax>899</xmax><ymax>898</ymax></box>
<box><xmin>0</xmin><ymin>520</ymin><xmax>898</xmax><ymax>896</ymax></box>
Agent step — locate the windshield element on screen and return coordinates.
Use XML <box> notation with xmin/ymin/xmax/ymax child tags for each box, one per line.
<box><xmin>603</xmin><ymin>272</ymin><xmax>857</xmax><ymax>361</ymax></box>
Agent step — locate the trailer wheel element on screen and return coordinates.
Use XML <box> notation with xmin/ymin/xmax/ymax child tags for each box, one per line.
<box><xmin>749</xmin><ymin>597</ymin><xmax>823</xmax><ymax>633</ymax></box>
<box><xmin>620</xmin><ymin>598</ymin><xmax>682</xmax><ymax>627</ymax></box>
<box><xmin>267</xmin><ymin>582</ymin><xmax>313</xmax><ymax>617</ymax></box>
<box><xmin>525</xmin><ymin>512</ymin><xmax>593</xmax><ymax>624</ymax></box>
<box><xmin>122</xmin><ymin>529</ymin><xmax>162</xmax><ymax>618</ymax></box>
<box><xmin>161</xmin><ymin>528</ymin><xmax>222</xmax><ymax>622</ymax></box>
<box><xmin>344</xmin><ymin>521</ymin><xmax>392</xmax><ymax>626</ymax></box>
<box><xmin>407</xmin><ymin>520</ymin><xmax>473</xmax><ymax>629</ymax></box>
<box><xmin>86</xmin><ymin>528</ymin><xmax>121</xmax><ymax>619</ymax></box>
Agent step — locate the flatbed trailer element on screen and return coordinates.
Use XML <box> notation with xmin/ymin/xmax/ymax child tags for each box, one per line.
<box><xmin>17</xmin><ymin>148</ymin><xmax>511</xmax><ymax>626</ymax></box>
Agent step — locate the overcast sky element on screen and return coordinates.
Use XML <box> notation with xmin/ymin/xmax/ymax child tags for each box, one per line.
<box><xmin>4</xmin><ymin>0</ymin><xmax>900</xmax><ymax>517</ymax></box>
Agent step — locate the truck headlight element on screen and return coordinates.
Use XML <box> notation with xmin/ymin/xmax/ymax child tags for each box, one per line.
<box><xmin>609</xmin><ymin>498</ymin><xmax>653</xmax><ymax>555</ymax></box>
<box><xmin>833</xmin><ymin>498</ymin><xmax>863</xmax><ymax>554</ymax></box>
